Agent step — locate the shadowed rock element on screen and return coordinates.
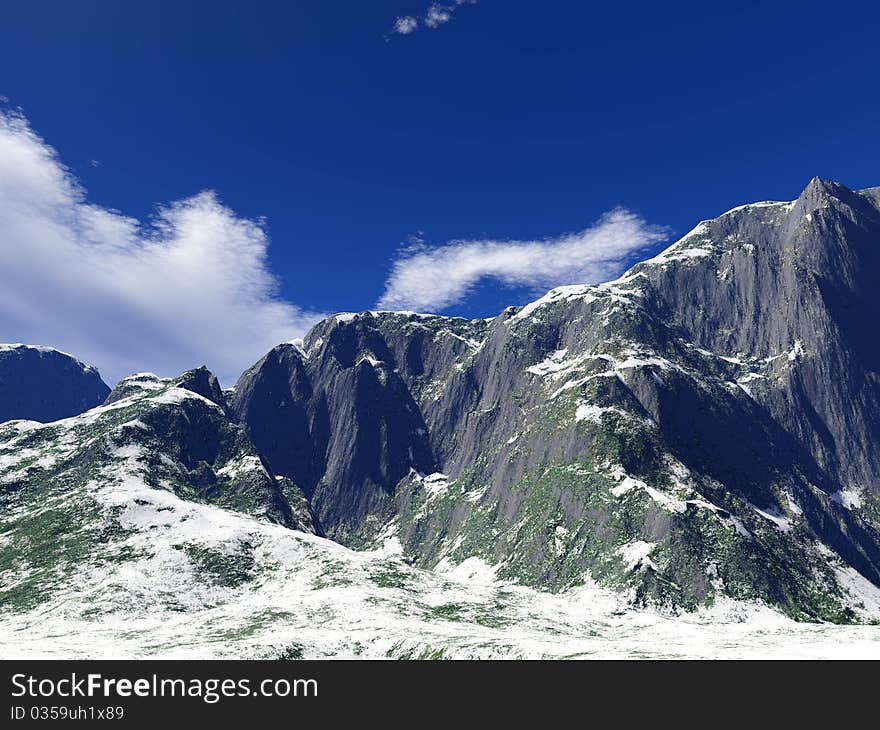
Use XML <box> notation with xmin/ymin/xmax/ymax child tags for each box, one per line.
<box><xmin>0</xmin><ymin>344</ymin><xmax>110</xmax><ymax>423</ymax></box>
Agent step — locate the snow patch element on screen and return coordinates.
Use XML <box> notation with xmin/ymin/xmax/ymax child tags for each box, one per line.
<box><xmin>617</xmin><ymin>541</ymin><xmax>658</xmax><ymax>571</ymax></box>
<box><xmin>422</xmin><ymin>473</ymin><xmax>450</xmax><ymax>501</ymax></box>
<box><xmin>748</xmin><ymin>503</ymin><xmax>793</xmax><ymax>532</ymax></box>
<box><xmin>574</xmin><ymin>403</ymin><xmax>614</xmax><ymax>423</ymax></box>
<box><xmin>216</xmin><ymin>455</ymin><xmax>268</xmax><ymax>480</ymax></box>
<box><xmin>831</xmin><ymin>489</ymin><xmax>863</xmax><ymax>511</ymax></box>
<box><xmin>788</xmin><ymin>341</ymin><xmax>805</xmax><ymax>362</ymax></box>
<box><xmin>435</xmin><ymin>556</ymin><xmax>500</xmax><ymax>585</ymax></box>
<box><xmin>720</xmin><ymin>200</ymin><xmax>794</xmax><ymax>217</ymax></box>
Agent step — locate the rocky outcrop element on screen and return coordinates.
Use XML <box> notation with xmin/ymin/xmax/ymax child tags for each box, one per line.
<box><xmin>0</xmin><ymin>370</ymin><xmax>315</xmax><ymax>538</ymax></box>
<box><xmin>229</xmin><ymin>315</ymin><xmax>487</xmax><ymax>542</ymax></box>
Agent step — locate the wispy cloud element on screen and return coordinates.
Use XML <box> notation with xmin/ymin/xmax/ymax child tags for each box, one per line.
<box><xmin>0</xmin><ymin>111</ymin><xmax>324</xmax><ymax>385</ymax></box>
<box><xmin>377</xmin><ymin>210</ymin><xmax>669</xmax><ymax>312</ymax></box>
<box><xmin>390</xmin><ymin>1</ymin><xmax>476</xmax><ymax>36</ymax></box>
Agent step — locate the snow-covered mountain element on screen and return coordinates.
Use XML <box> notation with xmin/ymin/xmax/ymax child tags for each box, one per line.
<box><xmin>3</xmin><ymin>177</ymin><xmax>880</xmax><ymax>658</ymax></box>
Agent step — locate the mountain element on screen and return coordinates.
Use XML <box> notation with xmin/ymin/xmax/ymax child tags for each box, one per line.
<box><xmin>3</xmin><ymin>178</ymin><xmax>880</xmax><ymax>659</ymax></box>
<box><xmin>0</xmin><ymin>344</ymin><xmax>110</xmax><ymax>423</ymax></box>
<box><xmin>229</xmin><ymin>178</ymin><xmax>880</xmax><ymax>621</ymax></box>
<box><xmin>0</xmin><ymin>364</ymin><xmax>876</xmax><ymax>659</ymax></box>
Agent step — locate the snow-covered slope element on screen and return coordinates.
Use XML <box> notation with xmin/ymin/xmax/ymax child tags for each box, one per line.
<box><xmin>2</xmin><ymin>411</ymin><xmax>879</xmax><ymax>659</ymax></box>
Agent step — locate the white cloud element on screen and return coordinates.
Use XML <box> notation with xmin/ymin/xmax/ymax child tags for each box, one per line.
<box><xmin>393</xmin><ymin>16</ymin><xmax>419</xmax><ymax>35</ymax></box>
<box><xmin>425</xmin><ymin>5</ymin><xmax>453</xmax><ymax>28</ymax></box>
<box><xmin>377</xmin><ymin>210</ymin><xmax>669</xmax><ymax>312</ymax></box>
<box><xmin>390</xmin><ymin>1</ymin><xmax>476</xmax><ymax>36</ymax></box>
<box><xmin>0</xmin><ymin>111</ymin><xmax>323</xmax><ymax>386</ymax></box>
<box><xmin>0</xmin><ymin>110</ymin><xmax>669</xmax><ymax>387</ymax></box>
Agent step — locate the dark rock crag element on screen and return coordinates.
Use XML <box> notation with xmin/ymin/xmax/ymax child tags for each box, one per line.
<box><xmin>0</xmin><ymin>345</ymin><xmax>110</xmax><ymax>423</ymax></box>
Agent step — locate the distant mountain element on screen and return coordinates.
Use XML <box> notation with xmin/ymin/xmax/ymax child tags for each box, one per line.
<box><xmin>3</xmin><ymin>178</ymin><xmax>880</xmax><ymax>659</ymax></box>
<box><xmin>0</xmin><ymin>344</ymin><xmax>110</xmax><ymax>423</ymax></box>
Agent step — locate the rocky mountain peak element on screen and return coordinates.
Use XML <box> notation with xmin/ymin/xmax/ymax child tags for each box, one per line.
<box><xmin>791</xmin><ymin>176</ymin><xmax>880</xmax><ymax>225</ymax></box>
<box><xmin>801</xmin><ymin>175</ymin><xmax>842</xmax><ymax>201</ymax></box>
<box><xmin>219</xmin><ymin>179</ymin><xmax>880</xmax><ymax>619</ymax></box>
<box><xmin>174</xmin><ymin>366</ymin><xmax>226</xmax><ymax>408</ymax></box>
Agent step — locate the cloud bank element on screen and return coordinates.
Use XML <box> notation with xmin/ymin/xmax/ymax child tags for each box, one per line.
<box><xmin>377</xmin><ymin>210</ymin><xmax>669</xmax><ymax>312</ymax></box>
<box><xmin>0</xmin><ymin>111</ymin><xmax>323</xmax><ymax>385</ymax></box>
<box><xmin>391</xmin><ymin>1</ymin><xmax>476</xmax><ymax>36</ymax></box>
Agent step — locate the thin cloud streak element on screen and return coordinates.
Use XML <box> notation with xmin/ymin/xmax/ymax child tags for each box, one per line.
<box><xmin>377</xmin><ymin>210</ymin><xmax>669</xmax><ymax>312</ymax></box>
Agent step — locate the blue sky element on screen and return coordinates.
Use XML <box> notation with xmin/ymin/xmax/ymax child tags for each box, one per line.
<box><xmin>1</xmin><ymin>1</ymin><xmax>878</xmax><ymax>383</ymax></box>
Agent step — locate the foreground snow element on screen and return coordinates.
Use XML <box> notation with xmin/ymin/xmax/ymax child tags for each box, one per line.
<box><xmin>2</xmin><ymin>469</ymin><xmax>879</xmax><ymax>660</ymax></box>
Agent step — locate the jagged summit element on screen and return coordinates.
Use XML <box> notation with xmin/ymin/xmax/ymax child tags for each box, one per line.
<box><xmin>790</xmin><ymin>177</ymin><xmax>880</xmax><ymax>224</ymax></box>
<box><xmin>798</xmin><ymin>175</ymin><xmax>875</xmax><ymax>201</ymax></box>
<box><xmin>802</xmin><ymin>175</ymin><xmax>839</xmax><ymax>199</ymax></box>
<box><xmin>104</xmin><ymin>367</ymin><xmax>226</xmax><ymax>409</ymax></box>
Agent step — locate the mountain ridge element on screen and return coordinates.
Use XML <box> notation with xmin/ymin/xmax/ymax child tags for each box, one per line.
<box><xmin>3</xmin><ymin>177</ymin><xmax>880</xmax><ymax>635</ymax></box>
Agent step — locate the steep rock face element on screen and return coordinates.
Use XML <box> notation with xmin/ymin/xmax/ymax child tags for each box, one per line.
<box><xmin>625</xmin><ymin>178</ymin><xmax>880</xmax><ymax>495</ymax></box>
<box><xmin>229</xmin><ymin>179</ymin><xmax>880</xmax><ymax>621</ymax></box>
<box><xmin>0</xmin><ymin>344</ymin><xmax>110</xmax><ymax>423</ymax></box>
<box><xmin>230</xmin><ymin>315</ymin><xmax>487</xmax><ymax>542</ymax></box>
